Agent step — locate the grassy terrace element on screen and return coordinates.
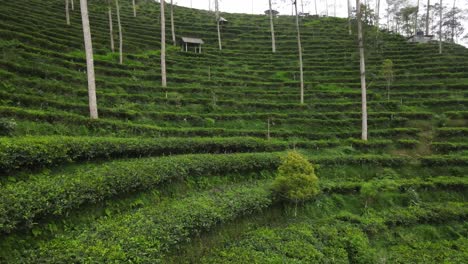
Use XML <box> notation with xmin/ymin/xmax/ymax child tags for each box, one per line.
<box><xmin>0</xmin><ymin>0</ymin><xmax>466</xmax><ymax>262</ymax></box>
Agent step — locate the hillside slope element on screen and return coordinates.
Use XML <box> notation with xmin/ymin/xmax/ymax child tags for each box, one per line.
<box><xmin>0</xmin><ymin>0</ymin><xmax>466</xmax><ymax>263</ymax></box>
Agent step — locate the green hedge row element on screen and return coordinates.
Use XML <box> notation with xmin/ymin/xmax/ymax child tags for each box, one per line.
<box><xmin>337</xmin><ymin>202</ymin><xmax>468</xmax><ymax>231</ymax></box>
<box><xmin>436</xmin><ymin>127</ymin><xmax>468</xmax><ymax>137</ymax></box>
<box><xmin>0</xmin><ymin>150</ymin><xmax>422</xmax><ymax>234</ymax></box>
<box><xmin>0</xmin><ymin>136</ymin><xmax>289</xmax><ymax>174</ymax></box>
<box><xmin>8</xmin><ymin>182</ymin><xmax>273</xmax><ymax>263</ymax></box>
<box><xmin>1</xmin><ymin>106</ymin><xmax>419</xmax><ymax>140</ymax></box>
<box><xmin>202</xmin><ymin>222</ymin><xmax>375</xmax><ymax>264</ymax></box>
<box><xmin>431</xmin><ymin>142</ymin><xmax>468</xmax><ymax>153</ymax></box>
<box><xmin>322</xmin><ymin>176</ymin><xmax>468</xmax><ymax>193</ymax></box>
<box><xmin>0</xmin><ymin>153</ymin><xmax>280</xmax><ymax>234</ymax></box>
<box><xmin>0</xmin><ymin>135</ymin><xmax>405</xmax><ymax>174</ymax></box>
<box><xmin>420</xmin><ymin>155</ymin><xmax>468</xmax><ymax>166</ymax></box>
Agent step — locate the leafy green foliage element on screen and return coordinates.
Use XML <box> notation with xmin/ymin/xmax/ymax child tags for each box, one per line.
<box><xmin>0</xmin><ymin>153</ymin><xmax>280</xmax><ymax>233</ymax></box>
<box><xmin>272</xmin><ymin>152</ymin><xmax>320</xmax><ymax>206</ymax></box>
<box><xmin>9</xmin><ymin>182</ymin><xmax>273</xmax><ymax>263</ymax></box>
<box><xmin>0</xmin><ymin>118</ymin><xmax>16</xmax><ymax>136</ymax></box>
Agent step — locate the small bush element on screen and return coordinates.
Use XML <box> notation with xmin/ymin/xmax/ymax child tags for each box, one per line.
<box><xmin>272</xmin><ymin>151</ymin><xmax>319</xmax><ymax>216</ymax></box>
<box><xmin>0</xmin><ymin>118</ymin><xmax>16</xmax><ymax>136</ymax></box>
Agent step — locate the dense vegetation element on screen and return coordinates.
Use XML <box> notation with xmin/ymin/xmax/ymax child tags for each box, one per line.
<box><xmin>0</xmin><ymin>0</ymin><xmax>466</xmax><ymax>263</ymax></box>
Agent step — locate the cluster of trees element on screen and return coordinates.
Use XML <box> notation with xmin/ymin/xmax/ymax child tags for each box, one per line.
<box><xmin>363</xmin><ymin>0</ymin><xmax>467</xmax><ymax>44</ymax></box>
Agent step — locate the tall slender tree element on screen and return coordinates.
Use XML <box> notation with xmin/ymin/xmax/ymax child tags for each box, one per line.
<box><xmin>334</xmin><ymin>0</ymin><xmax>337</xmax><ymax>16</ymax></box>
<box><xmin>66</xmin><ymin>0</ymin><xmax>70</xmax><ymax>25</ymax></box>
<box><xmin>71</xmin><ymin>0</ymin><xmax>75</xmax><ymax>11</ymax></box>
<box><xmin>161</xmin><ymin>0</ymin><xmax>167</xmax><ymax>88</ymax></box>
<box><xmin>415</xmin><ymin>0</ymin><xmax>420</xmax><ymax>34</ymax></box>
<box><xmin>348</xmin><ymin>0</ymin><xmax>352</xmax><ymax>35</ymax></box>
<box><xmin>133</xmin><ymin>0</ymin><xmax>137</xmax><ymax>17</ymax></box>
<box><xmin>269</xmin><ymin>0</ymin><xmax>276</xmax><ymax>53</ymax></box>
<box><xmin>314</xmin><ymin>0</ymin><xmax>318</xmax><ymax>15</ymax></box>
<box><xmin>215</xmin><ymin>0</ymin><xmax>222</xmax><ymax>50</ymax></box>
<box><xmin>108</xmin><ymin>0</ymin><xmax>115</xmax><ymax>52</ymax></box>
<box><xmin>116</xmin><ymin>0</ymin><xmax>123</xmax><ymax>64</ymax></box>
<box><xmin>80</xmin><ymin>0</ymin><xmax>98</xmax><ymax>119</ymax></box>
<box><xmin>171</xmin><ymin>0</ymin><xmax>176</xmax><ymax>45</ymax></box>
<box><xmin>325</xmin><ymin>0</ymin><xmax>329</xmax><ymax>16</ymax></box>
<box><xmin>439</xmin><ymin>0</ymin><xmax>443</xmax><ymax>53</ymax></box>
<box><xmin>450</xmin><ymin>0</ymin><xmax>456</xmax><ymax>42</ymax></box>
<box><xmin>426</xmin><ymin>0</ymin><xmax>430</xmax><ymax>35</ymax></box>
<box><xmin>376</xmin><ymin>0</ymin><xmax>381</xmax><ymax>28</ymax></box>
<box><xmin>294</xmin><ymin>0</ymin><xmax>304</xmax><ymax>104</ymax></box>
<box><xmin>356</xmin><ymin>0</ymin><xmax>368</xmax><ymax>140</ymax></box>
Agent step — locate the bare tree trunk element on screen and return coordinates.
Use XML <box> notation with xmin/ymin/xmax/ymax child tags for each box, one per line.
<box><xmin>347</xmin><ymin>0</ymin><xmax>352</xmax><ymax>35</ymax></box>
<box><xmin>215</xmin><ymin>0</ymin><xmax>222</xmax><ymax>50</ymax></box>
<box><xmin>267</xmin><ymin>117</ymin><xmax>271</xmax><ymax>140</ymax></box>
<box><xmin>294</xmin><ymin>1</ymin><xmax>304</xmax><ymax>104</ymax></box>
<box><xmin>356</xmin><ymin>0</ymin><xmax>368</xmax><ymax>140</ymax></box>
<box><xmin>325</xmin><ymin>0</ymin><xmax>329</xmax><ymax>16</ymax></box>
<box><xmin>426</xmin><ymin>0</ymin><xmax>430</xmax><ymax>35</ymax></box>
<box><xmin>115</xmin><ymin>0</ymin><xmax>123</xmax><ymax>64</ymax></box>
<box><xmin>133</xmin><ymin>0</ymin><xmax>137</xmax><ymax>17</ymax></box>
<box><xmin>334</xmin><ymin>0</ymin><xmax>336</xmax><ymax>16</ymax></box>
<box><xmin>314</xmin><ymin>0</ymin><xmax>318</xmax><ymax>15</ymax></box>
<box><xmin>439</xmin><ymin>0</ymin><xmax>443</xmax><ymax>53</ymax></box>
<box><xmin>161</xmin><ymin>0</ymin><xmax>167</xmax><ymax>88</ymax></box>
<box><xmin>108</xmin><ymin>3</ymin><xmax>115</xmax><ymax>52</ymax></box>
<box><xmin>80</xmin><ymin>0</ymin><xmax>98</xmax><ymax>119</ymax></box>
<box><xmin>301</xmin><ymin>0</ymin><xmax>304</xmax><ymax>13</ymax></box>
<box><xmin>451</xmin><ymin>0</ymin><xmax>456</xmax><ymax>42</ymax></box>
<box><xmin>414</xmin><ymin>0</ymin><xmax>420</xmax><ymax>34</ymax></box>
<box><xmin>71</xmin><ymin>0</ymin><xmax>74</xmax><ymax>11</ymax></box>
<box><xmin>269</xmin><ymin>0</ymin><xmax>276</xmax><ymax>53</ymax></box>
<box><xmin>171</xmin><ymin>0</ymin><xmax>176</xmax><ymax>45</ymax></box>
<box><xmin>66</xmin><ymin>0</ymin><xmax>70</xmax><ymax>25</ymax></box>
<box><xmin>376</xmin><ymin>0</ymin><xmax>381</xmax><ymax>28</ymax></box>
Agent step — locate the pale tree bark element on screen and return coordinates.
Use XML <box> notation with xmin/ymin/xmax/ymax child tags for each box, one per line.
<box><xmin>116</xmin><ymin>0</ymin><xmax>123</xmax><ymax>64</ymax></box>
<box><xmin>451</xmin><ymin>0</ymin><xmax>456</xmax><ymax>42</ymax></box>
<box><xmin>71</xmin><ymin>0</ymin><xmax>74</xmax><ymax>11</ymax></box>
<box><xmin>375</xmin><ymin>0</ymin><xmax>380</xmax><ymax>28</ymax></box>
<box><xmin>314</xmin><ymin>0</ymin><xmax>318</xmax><ymax>15</ymax></box>
<box><xmin>80</xmin><ymin>0</ymin><xmax>98</xmax><ymax>119</ymax></box>
<box><xmin>161</xmin><ymin>0</ymin><xmax>167</xmax><ymax>88</ymax></box>
<box><xmin>439</xmin><ymin>0</ymin><xmax>442</xmax><ymax>53</ymax></box>
<box><xmin>66</xmin><ymin>0</ymin><xmax>70</xmax><ymax>25</ymax></box>
<box><xmin>108</xmin><ymin>2</ymin><xmax>115</xmax><ymax>52</ymax></box>
<box><xmin>414</xmin><ymin>0</ymin><xmax>420</xmax><ymax>34</ymax></box>
<box><xmin>269</xmin><ymin>0</ymin><xmax>276</xmax><ymax>53</ymax></box>
<box><xmin>334</xmin><ymin>0</ymin><xmax>336</xmax><ymax>16</ymax></box>
<box><xmin>215</xmin><ymin>0</ymin><xmax>222</xmax><ymax>50</ymax></box>
<box><xmin>356</xmin><ymin>0</ymin><xmax>368</xmax><ymax>140</ymax></box>
<box><xmin>325</xmin><ymin>0</ymin><xmax>329</xmax><ymax>16</ymax></box>
<box><xmin>171</xmin><ymin>0</ymin><xmax>176</xmax><ymax>45</ymax></box>
<box><xmin>347</xmin><ymin>0</ymin><xmax>352</xmax><ymax>35</ymax></box>
<box><xmin>426</xmin><ymin>0</ymin><xmax>430</xmax><ymax>35</ymax></box>
<box><xmin>133</xmin><ymin>0</ymin><xmax>137</xmax><ymax>17</ymax></box>
<box><xmin>294</xmin><ymin>1</ymin><xmax>304</xmax><ymax>104</ymax></box>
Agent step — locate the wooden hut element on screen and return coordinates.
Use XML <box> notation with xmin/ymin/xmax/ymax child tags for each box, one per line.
<box><xmin>181</xmin><ymin>37</ymin><xmax>204</xmax><ymax>53</ymax></box>
<box><xmin>264</xmin><ymin>10</ymin><xmax>279</xmax><ymax>16</ymax></box>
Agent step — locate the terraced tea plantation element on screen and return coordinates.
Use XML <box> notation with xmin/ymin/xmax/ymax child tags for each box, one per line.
<box><xmin>0</xmin><ymin>0</ymin><xmax>467</xmax><ymax>263</ymax></box>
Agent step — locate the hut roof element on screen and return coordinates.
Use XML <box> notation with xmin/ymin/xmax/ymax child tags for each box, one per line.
<box><xmin>264</xmin><ymin>10</ymin><xmax>279</xmax><ymax>15</ymax></box>
<box><xmin>181</xmin><ymin>37</ymin><xmax>204</xmax><ymax>44</ymax></box>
